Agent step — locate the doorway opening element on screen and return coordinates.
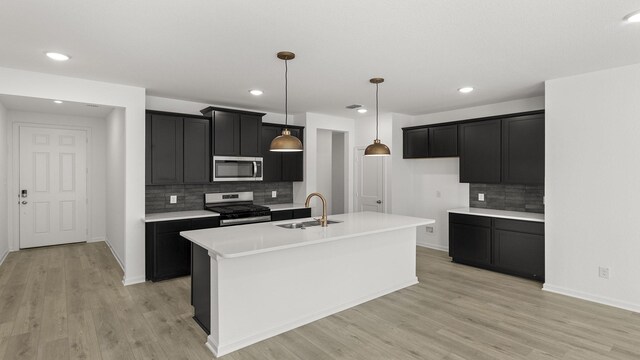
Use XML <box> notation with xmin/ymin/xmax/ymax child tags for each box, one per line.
<box><xmin>316</xmin><ymin>130</ymin><xmax>347</xmax><ymax>215</ymax></box>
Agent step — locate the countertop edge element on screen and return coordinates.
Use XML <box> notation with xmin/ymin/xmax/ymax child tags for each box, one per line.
<box><xmin>447</xmin><ymin>208</ymin><xmax>544</xmax><ymax>222</ymax></box>
<box><xmin>143</xmin><ymin>212</ymin><xmax>220</xmax><ymax>223</ymax></box>
<box><xmin>181</xmin><ymin>218</ymin><xmax>435</xmax><ymax>259</ymax></box>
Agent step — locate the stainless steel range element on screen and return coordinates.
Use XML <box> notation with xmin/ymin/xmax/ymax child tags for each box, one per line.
<box><xmin>204</xmin><ymin>192</ymin><xmax>271</xmax><ymax>227</ymax></box>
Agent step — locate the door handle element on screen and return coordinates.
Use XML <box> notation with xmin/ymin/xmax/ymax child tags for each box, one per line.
<box><xmin>21</xmin><ymin>201</ymin><xmax>28</xmax><ymax>205</ymax></box>
<box><xmin>376</xmin><ymin>200</ymin><xmax>382</xmax><ymax>204</ymax></box>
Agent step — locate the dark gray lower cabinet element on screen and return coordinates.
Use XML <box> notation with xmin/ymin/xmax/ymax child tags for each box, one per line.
<box><xmin>192</xmin><ymin>243</ymin><xmax>211</xmax><ymax>334</ymax></box>
<box><xmin>145</xmin><ymin>217</ymin><xmax>220</xmax><ymax>282</ymax></box>
<box><xmin>449</xmin><ymin>213</ymin><xmax>544</xmax><ymax>281</ymax></box>
<box><xmin>271</xmin><ymin>208</ymin><xmax>312</xmax><ymax>221</ymax></box>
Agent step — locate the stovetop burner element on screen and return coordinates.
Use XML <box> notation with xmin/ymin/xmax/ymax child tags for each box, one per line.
<box><xmin>205</xmin><ymin>204</ymin><xmax>270</xmax><ymax>215</ymax></box>
<box><xmin>203</xmin><ymin>192</ymin><xmax>272</xmax><ymax>226</ymax></box>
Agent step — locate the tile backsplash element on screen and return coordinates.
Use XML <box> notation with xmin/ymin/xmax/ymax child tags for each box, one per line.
<box><xmin>469</xmin><ymin>183</ymin><xmax>544</xmax><ymax>214</ymax></box>
<box><xmin>146</xmin><ymin>182</ymin><xmax>294</xmax><ymax>214</ymax></box>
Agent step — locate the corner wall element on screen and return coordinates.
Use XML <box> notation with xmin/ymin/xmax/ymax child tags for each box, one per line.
<box><xmin>0</xmin><ymin>102</ymin><xmax>8</xmax><ymax>264</ymax></box>
<box><xmin>106</xmin><ymin>108</ymin><xmax>126</xmax><ymax>269</ymax></box>
<box><xmin>389</xmin><ymin>97</ymin><xmax>545</xmax><ymax>251</ymax></box>
<box><xmin>544</xmin><ymin>63</ymin><xmax>640</xmax><ymax>312</ymax></box>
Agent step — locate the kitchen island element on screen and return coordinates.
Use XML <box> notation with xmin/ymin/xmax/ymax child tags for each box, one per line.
<box><xmin>180</xmin><ymin>211</ymin><xmax>435</xmax><ymax>357</ymax></box>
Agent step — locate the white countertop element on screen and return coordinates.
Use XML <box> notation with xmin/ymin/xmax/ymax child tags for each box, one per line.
<box><xmin>180</xmin><ymin>211</ymin><xmax>435</xmax><ymax>259</ymax></box>
<box><xmin>448</xmin><ymin>207</ymin><xmax>544</xmax><ymax>222</ymax></box>
<box><xmin>266</xmin><ymin>203</ymin><xmax>307</xmax><ymax>211</ymax></box>
<box><xmin>144</xmin><ymin>210</ymin><xmax>220</xmax><ymax>223</ymax></box>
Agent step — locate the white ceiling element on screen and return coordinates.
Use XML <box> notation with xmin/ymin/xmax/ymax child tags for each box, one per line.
<box><xmin>0</xmin><ymin>94</ymin><xmax>115</xmax><ymax>118</ymax></box>
<box><xmin>1</xmin><ymin>1</ymin><xmax>639</xmax><ymax>117</ymax></box>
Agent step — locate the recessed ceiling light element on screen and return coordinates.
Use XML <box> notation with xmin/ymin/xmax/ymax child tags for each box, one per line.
<box><xmin>46</xmin><ymin>52</ymin><xmax>70</xmax><ymax>61</ymax></box>
<box><xmin>249</xmin><ymin>89</ymin><xmax>263</xmax><ymax>96</ymax></box>
<box><xmin>458</xmin><ymin>87</ymin><xmax>474</xmax><ymax>94</ymax></box>
<box><xmin>53</xmin><ymin>100</ymin><xmax>63</xmax><ymax>104</ymax></box>
<box><xmin>624</xmin><ymin>10</ymin><xmax>640</xmax><ymax>23</ymax></box>
<box><xmin>357</xmin><ymin>108</ymin><xmax>368</xmax><ymax>114</ymax></box>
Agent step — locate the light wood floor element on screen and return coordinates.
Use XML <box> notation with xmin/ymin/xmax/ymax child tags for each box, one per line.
<box><xmin>1</xmin><ymin>242</ymin><xmax>639</xmax><ymax>360</ymax></box>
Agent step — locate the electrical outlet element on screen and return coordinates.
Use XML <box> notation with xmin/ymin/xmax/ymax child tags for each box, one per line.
<box><xmin>478</xmin><ymin>193</ymin><xmax>485</xmax><ymax>201</ymax></box>
<box><xmin>425</xmin><ymin>226</ymin><xmax>434</xmax><ymax>233</ymax></box>
<box><xmin>169</xmin><ymin>195</ymin><xmax>177</xmax><ymax>204</ymax></box>
<box><xmin>599</xmin><ymin>267</ymin><xmax>609</xmax><ymax>279</ymax></box>
<box><xmin>272</xmin><ymin>190</ymin><xmax>277</xmax><ymax>198</ymax></box>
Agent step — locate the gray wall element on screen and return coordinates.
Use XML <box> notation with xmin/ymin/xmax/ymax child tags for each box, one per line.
<box><xmin>146</xmin><ymin>182</ymin><xmax>293</xmax><ymax>213</ymax></box>
<box><xmin>469</xmin><ymin>183</ymin><xmax>544</xmax><ymax>213</ymax></box>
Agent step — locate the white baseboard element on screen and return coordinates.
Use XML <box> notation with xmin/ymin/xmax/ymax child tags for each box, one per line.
<box><xmin>90</xmin><ymin>236</ymin><xmax>106</xmax><ymax>243</ymax></box>
<box><xmin>543</xmin><ymin>284</ymin><xmax>640</xmax><ymax>314</ymax></box>
<box><xmin>207</xmin><ymin>278</ymin><xmax>419</xmax><ymax>357</ymax></box>
<box><xmin>416</xmin><ymin>241</ymin><xmax>448</xmax><ymax>252</ymax></box>
<box><xmin>103</xmin><ymin>237</ymin><xmax>125</xmax><ymax>272</ymax></box>
<box><xmin>122</xmin><ymin>275</ymin><xmax>146</xmax><ymax>286</ymax></box>
<box><xmin>0</xmin><ymin>249</ymin><xmax>10</xmax><ymax>267</ymax></box>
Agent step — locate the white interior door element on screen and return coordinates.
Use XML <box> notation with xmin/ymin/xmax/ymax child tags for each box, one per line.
<box><xmin>355</xmin><ymin>148</ymin><xmax>384</xmax><ymax>212</ymax></box>
<box><xmin>19</xmin><ymin>126</ymin><xmax>88</xmax><ymax>249</ymax></box>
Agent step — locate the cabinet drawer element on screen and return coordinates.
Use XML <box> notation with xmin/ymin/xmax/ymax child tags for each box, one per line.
<box><xmin>449</xmin><ymin>213</ymin><xmax>491</xmax><ymax>227</ymax></box>
<box><xmin>271</xmin><ymin>210</ymin><xmax>293</xmax><ymax>221</ymax></box>
<box><xmin>155</xmin><ymin>220</ymin><xmax>191</xmax><ymax>234</ymax></box>
<box><xmin>191</xmin><ymin>217</ymin><xmax>220</xmax><ymax>230</ymax></box>
<box><xmin>494</xmin><ymin>218</ymin><xmax>544</xmax><ymax>235</ymax></box>
<box><xmin>292</xmin><ymin>208</ymin><xmax>311</xmax><ymax>219</ymax></box>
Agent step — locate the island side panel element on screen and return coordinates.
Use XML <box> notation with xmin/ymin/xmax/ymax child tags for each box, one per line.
<box><xmin>207</xmin><ymin>226</ymin><xmax>418</xmax><ymax>356</ymax></box>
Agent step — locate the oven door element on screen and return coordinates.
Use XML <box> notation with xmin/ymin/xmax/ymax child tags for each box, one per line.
<box><xmin>213</xmin><ymin>156</ymin><xmax>263</xmax><ymax>182</ymax></box>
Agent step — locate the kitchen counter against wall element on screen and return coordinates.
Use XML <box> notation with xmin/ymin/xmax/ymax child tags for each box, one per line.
<box><xmin>144</xmin><ymin>210</ymin><xmax>220</xmax><ymax>223</ymax></box>
<box><xmin>266</xmin><ymin>203</ymin><xmax>307</xmax><ymax>211</ymax></box>
<box><xmin>448</xmin><ymin>207</ymin><xmax>544</xmax><ymax>222</ymax></box>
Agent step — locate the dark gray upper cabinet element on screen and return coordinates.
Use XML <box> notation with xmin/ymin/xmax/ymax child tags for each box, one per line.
<box><xmin>201</xmin><ymin>107</ymin><xmax>266</xmax><ymax>157</ymax></box>
<box><xmin>149</xmin><ymin>114</ymin><xmax>184</xmax><ymax>184</ymax></box>
<box><xmin>212</xmin><ymin>111</ymin><xmax>240</xmax><ymax>156</ymax></box>
<box><xmin>146</xmin><ymin>111</ymin><xmax>212</xmax><ymax>185</ymax></box>
<box><xmin>183</xmin><ymin>118</ymin><xmax>211</xmax><ymax>184</ymax></box>
<box><xmin>261</xmin><ymin>123</ymin><xmax>304</xmax><ymax>182</ymax></box>
<box><xmin>459</xmin><ymin>119</ymin><xmax>502</xmax><ymax>183</ymax></box>
<box><xmin>501</xmin><ymin>114</ymin><xmax>545</xmax><ymax>185</ymax></box>
<box><xmin>428</xmin><ymin>125</ymin><xmax>458</xmax><ymax>157</ymax></box>
<box><xmin>403</xmin><ymin>128</ymin><xmax>429</xmax><ymax>158</ymax></box>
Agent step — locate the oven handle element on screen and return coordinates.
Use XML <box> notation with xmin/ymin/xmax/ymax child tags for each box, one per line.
<box><xmin>220</xmin><ymin>215</ymin><xmax>272</xmax><ymax>226</ymax></box>
<box><xmin>253</xmin><ymin>161</ymin><xmax>257</xmax><ymax>178</ymax></box>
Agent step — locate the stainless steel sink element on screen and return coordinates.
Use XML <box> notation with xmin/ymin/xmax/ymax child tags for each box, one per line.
<box><xmin>276</xmin><ymin>220</ymin><xmax>342</xmax><ymax>229</ymax></box>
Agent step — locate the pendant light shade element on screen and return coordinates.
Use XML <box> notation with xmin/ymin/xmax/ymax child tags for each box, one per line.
<box><xmin>270</xmin><ymin>51</ymin><xmax>303</xmax><ymax>152</ymax></box>
<box><xmin>364</xmin><ymin>77</ymin><xmax>390</xmax><ymax>156</ymax></box>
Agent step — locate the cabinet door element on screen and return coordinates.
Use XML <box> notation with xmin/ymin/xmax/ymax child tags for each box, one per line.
<box><xmin>183</xmin><ymin>118</ymin><xmax>211</xmax><ymax>184</ymax></box>
<box><xmin>428</xmin><ymin>125</ymin><xmax>458</xmax><ymax>157</ymax></box>
<box><xmin>282</xmin><ymin>128</ymin><xmax>304</xmax><ymax>181</ymax></box>
<box><xmin>145</xmin><ymin>114</ymin><xmax>152</xmax><ymax>185</ymax></box>
<box><xmin>449</xmin><ymin>223</ymin><xmax>492</xmax><ymax>266</ymax></box>
<box><xmin>240</xmin><ymin>115</ymin><xmax>262</xmax><ymax>157</ymax></box>
<box><xmin>271</xmin><ymin>210</ymin><xmax>293</xmax><ymax>221</ymax></box>
<box><xmin>150</xmin><ymin>114</ymin><xmax>183</xmax><ymax>184</ymax></box>
<box><xmin>261</xmin><ymin>125</ymin><xmax>283</xmax><ymax>182</ymax></box>
<box><xmin>494</xmin><ymin>230</ymin><xmax>544</xmax><ymax>280</ymax></box>
<box><xmin>459</xmin><ymin>120</ymin><xmax>501</xmax><ymax>183</ymax></box>
<box><xmin>154</xmin><ymin>232</ymin><xmax>191</xmax><ymax>280</ymax></box>
<box><xmin>502</xmin><ymin>114</ymin><xmax>544</xmax><ymax>185</ymax></box>
<box><xmin>213</xmin><ymin>112</ymin><xmax>240</xmax><ymax>156</ymax></box>
<box><xmin>403</xmin><ymin>128</ymin><xmax>429</xmax><ymax>158</ymax></box>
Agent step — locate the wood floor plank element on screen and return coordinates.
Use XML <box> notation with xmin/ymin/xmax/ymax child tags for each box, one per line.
<box><xmin>1</xmin><ymin>242</ymin><xmax>640</xmax><ymax>360</ymax></box>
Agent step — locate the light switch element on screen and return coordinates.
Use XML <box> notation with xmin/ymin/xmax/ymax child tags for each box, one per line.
<box><xmin>272</xmin><ymin>191</ymin><xmax>277</xmax><ymax>198</ymax></box>
<box><xmin>478</xmin><ymin>193</ymin><xmax>485</xmax><ymax>201</ymax></box>
<box><xmin>170</xmin><ymin>195</ymin><xmax>177</xmax><ymax>204</ymax></box>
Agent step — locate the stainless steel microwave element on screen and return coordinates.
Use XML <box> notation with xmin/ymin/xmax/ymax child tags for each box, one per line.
<box><xmin>212</xmin><ymin>156</ymin><xmax>263</xmax><ymax>182</ymax></box>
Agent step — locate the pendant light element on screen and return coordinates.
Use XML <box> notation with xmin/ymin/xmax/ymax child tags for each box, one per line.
<box><xmin>270</xmin><ymin>51</ymin><xmax>304</xmax><ymax>152</ymax></box>
<box><xmin>364</xmin><ymin>78</ymin><xmax>390</xmax><ymax>156</ymax></box>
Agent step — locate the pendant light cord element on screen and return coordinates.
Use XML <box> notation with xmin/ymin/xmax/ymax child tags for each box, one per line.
<box><xmin>284</xmin><ymin>59</ymin><xmax>288</xmax><ymax>127</ymax></box>
<box><xmin>375</xmin><ymin>83</ymin><xmax>379</xmax><ymax>140</ymax></box>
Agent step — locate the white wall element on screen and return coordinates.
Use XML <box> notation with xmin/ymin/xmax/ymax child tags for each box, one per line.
<box><xmin>5</xmin><ymin>111</ymin><xmax>107</xmax><ymax>245</ymax></box>
<box><xmin>544</xmin><ymin>63</ymin><xmax>640</xmax><ymax>312</ymax></box>
<box><xmin>294</xmin><ymin>113</ymin><xmax>355</xmax><ymax>216</ymax></box>
<box><xmin>331</xmin><ymin>132</ymin><xmax>346</xmax><ymax>214</ymax></box>
<box><xmin>0</xmin><ymin>67</ymin><xmax>146</xmax><ymax>285</ymax></box>
<box><xmin>106</xmin><ymin>108</ymin><xmax>126</xmax><ymax>269</ymax></box>
<box><xmin>0</xmin><ymin>102</ymin><xmax>8</xmax><ymax>264</ymax></box>
<box><xmin>389</xmin><ymin>97</ymin><xmax>545</xmax><ymax>251</ymax></box>
<box><xmin>316</xmin><ymin>130</ymin><xmax>333</xmax><ymax>215</ymax></box>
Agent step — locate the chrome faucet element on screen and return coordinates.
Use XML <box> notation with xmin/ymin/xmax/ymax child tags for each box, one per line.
<box><xmin>305</xmin><ymin>192</ymin><xmax>328</xmax><ymax>227</ymax></box>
